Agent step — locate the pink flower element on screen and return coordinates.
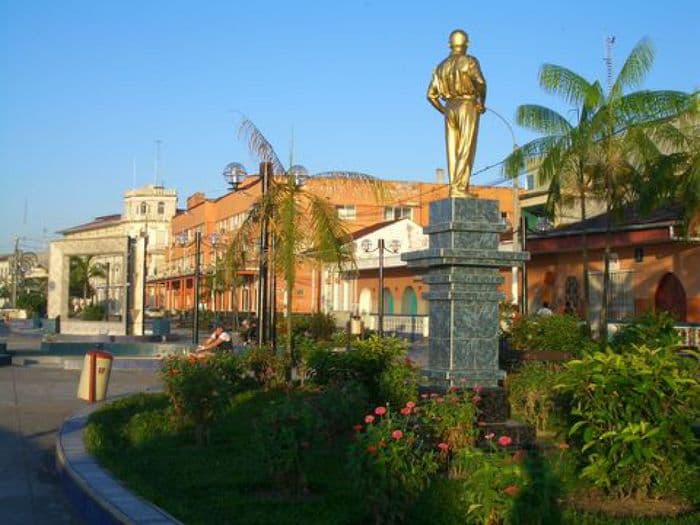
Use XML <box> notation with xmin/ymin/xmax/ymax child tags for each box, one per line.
<box><xmin>374</xmin><ymin>406</ymin><xmax>387</xmax><ymax>416</ymax></box>
<box><xmin>437</xmin><ymin>442</ymin><xmax>449</xmax><ymax>452</ymax></box>
<box><xmin>364</xmin><ymin>415</ymin><xmax>375</xmax><ymax>424</ymax></box>
<box><xmin>406</xmin><ymin>401</ymin><xmax>416</xmax><ymax>409</ymax></box>
<box><xmin>420</xmin><ymin>393</ymin><xmax>429</xmax><ymax>399</ymax></box>
<box><xmin>391</xmin><ymin>430</ymin><xmax>403</xmax><ymax>440</ymax></box>
<box><xmin>485</xmin><ymin>432</ymin><xmax>495</xmax><ymax>440</ymax></box>
<box><xmin>472</xmin><ymin>395</ymin><xmax>482</xmax><ymax>404</ymax></box>
<box><xmin>353</xmin><ymin>424</ymin><xmax>363</xmax><ymax>432</ymax></box>
<box><xmin>400</xmin><ymin>407</ymin><xmax>411</xmax><ymax>415</ymax></box>
<box><xmin>498</xmin><ymin>435</ymin><xmax>513</xmax><ymax>447</ymax></box>
<box><xmin>473</xmin><ymin>385</ymin><xmax>484</xmax><ymax>394</ymax></box>
<box><xmin>504</xmin><ymin>484</ymin><xmax>520</xmax><ymax>497</ymax></box>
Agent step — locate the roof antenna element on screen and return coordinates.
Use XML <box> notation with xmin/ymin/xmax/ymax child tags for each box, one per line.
<box><xmin>605</xmin><ymin>35</ymin><xmax>616</xmax><ymax>93</ymax></box>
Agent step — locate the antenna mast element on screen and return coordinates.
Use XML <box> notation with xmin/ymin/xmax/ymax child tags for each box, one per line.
<box><xmin>605</xmin><ymin>35</ymin><xmax>616</xmax><ymax>93</ymax></box>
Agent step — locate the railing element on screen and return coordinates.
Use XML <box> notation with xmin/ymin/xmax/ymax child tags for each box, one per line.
<box><xmin>607</xmin><ymin>320</ymin><xmax>700</xmax><ymax>348</ymax></box>
<box><xmin>361</xmin><ymin>314</ymin><xmax>429</xmax><ymax>341</ymax></box>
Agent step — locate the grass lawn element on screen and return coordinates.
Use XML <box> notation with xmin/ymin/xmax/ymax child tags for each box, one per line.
<box><xmin>85</xmin><ymin>390</ymin><xmax>698</xmax><ymax>525</ymax></box>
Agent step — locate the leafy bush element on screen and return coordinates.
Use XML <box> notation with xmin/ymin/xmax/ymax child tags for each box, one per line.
<box><xmin>419</xmin><ymin>389</ymin><xmax>480</xmax><ymax>450</ymax></box>
<box><xmin>349</xmin><ymin>403</ymin><xmax>440</xmax><ymax>524</ymax></box>
<box><xmin>312</xmin><ymin>380</ymin><xmax>369</xmax><ymax>436</ymax></box>
<box><xmin>506</xmin><ymin>362</ymin><xmax>567</xmax><ymax>434</ymax></box>
<box><xmin>610</xmin><ymin>311</ymin><xmax>681</xmax><ymax>352</ymax></box>
<box><xmin>160</xmin><ymin>355</ymin><xmax>231</xmax><ymax>445</ymax></box>
<box><xmin>510</xmin><ymin>314</ymin><xmax>594</xmax><ymax>356</ymax></box>
<box><xmin>378</xmin><ymin>356</ymin><xmax>419</xmax><ymax>409</ymax></box>
<box><xmin>307</xmin><ymin>335</ymin><xmax>407</xmax><ymax>401</ymax></box>
<box><xmin>555</xmin><ymin>344</ymin><xmax>700</xmax><ymax>500</ymax></box>
<box><xmin>81</xmin><ymin>303</ymin><xmax>106</xmax><ymax>321</ymax></box>
<box><xmin>277</xmin><ymin>312</ymin><xmax>338</xmax><ymax>341</ymax></box>
<box><xmin>253</xmin><ymin>392</ymin><xmax>319</xmax><ymax>496</ymax></box>
<box><xmin>240</xmin><ymin>345</ymin><xmax>287</xmax><ymax>389</ymax></box>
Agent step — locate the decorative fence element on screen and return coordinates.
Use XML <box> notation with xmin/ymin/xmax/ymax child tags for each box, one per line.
<box><xmin>360</xmin><ymin>314</ymin><xmax>429</xmax><ymax>341</ymax></box>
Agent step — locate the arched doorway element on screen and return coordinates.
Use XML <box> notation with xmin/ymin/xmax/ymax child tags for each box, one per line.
<box><xmin>655</xmin><ymin>272</ymin><xmax>687</xmax><ymax>321</ymax></box>
<box><xmin>401</xmin><ymin>286</ymin><xmax>418</xmax><ymax>315</ymax></box>
<box><xmin>382</xmin><ymin>288</ymin><xmax>394</xmax><ymax>314</ymax></box>
<box><xmin>358</xmin><ymin>288</ymin><xmax>372</xmax><ymax>315</ymax></box>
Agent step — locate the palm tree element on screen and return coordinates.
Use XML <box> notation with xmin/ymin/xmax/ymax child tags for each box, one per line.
<box><xmin>505</xmin><ymin>38</ymin><xmax>694</xmax><ymax>337</ymax></box>
<box><xmin>69</xmin><ymin>256</ymin><xmax>106</xmax><ymax>299</ymax></box>
<box><xmin>226</xmin><ymin>118</ymin><xmax>383</xmax><ymax>369</ymax></box>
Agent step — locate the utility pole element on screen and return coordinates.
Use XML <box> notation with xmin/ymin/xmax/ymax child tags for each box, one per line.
<box><xmin>11</xmin><ymin>237</ymin><xmax>20</xmax><ymax>308</ymax></box>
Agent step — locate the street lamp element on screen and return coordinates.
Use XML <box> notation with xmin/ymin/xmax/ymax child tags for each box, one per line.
<box><xmin>361</xmin><ymin>238</ymin><xmax>400</xmax><ymax>336</ymax></box>
<box><xmin>177</xmin><ymin>230</ymin><xmax>202</xmax><ymax>344</ymax></box>
<box><xmin>209</xmin><ymin>232</ymin><xmax>219</xmax><ymax>311</ymax></box>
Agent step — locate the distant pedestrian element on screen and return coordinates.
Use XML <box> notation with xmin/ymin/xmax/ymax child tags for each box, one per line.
<box><xmin>537</xmin><ymin>302</ymin><xmax>553</xmax><ymax>317</ymax></box>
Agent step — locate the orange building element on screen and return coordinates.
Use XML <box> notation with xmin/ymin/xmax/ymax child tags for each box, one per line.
<box><xmin>525</xmin><ymin>204</ymin><xmax>700</xmax><ymax>333</ymax></box>
<box><xmin>147</xmin><ymin>174</ymin><xmax>519</xmax><ymax>320</ymax></box>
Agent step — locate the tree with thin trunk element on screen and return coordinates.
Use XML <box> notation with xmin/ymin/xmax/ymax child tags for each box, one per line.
<box><xmin>225</xmin><ymin>118</ymin><xmax>383</xmax><ymax>375</ymax></box>
<box><xmin>69</xmin><ymin>255</ymin><xmax>106</xmax><ymax>300</ymax></box>
<box><xmin>505</xmin><ymin>38</ymin><xmax>694</xmax><ymax>338</ymax></box>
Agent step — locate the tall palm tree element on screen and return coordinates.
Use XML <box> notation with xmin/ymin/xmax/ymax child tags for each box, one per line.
<box><xmin>226</xmin><ymin>118</ymin><xmax>383</xmax><ymax>368</ymax></box>
<box><xmin>505</xmin><ymin>38</ymin><xmax>693</xmax><ymax>336</ymax></box>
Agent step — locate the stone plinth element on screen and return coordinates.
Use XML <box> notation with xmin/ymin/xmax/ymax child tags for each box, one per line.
<box><xmin>402</xmin><ymin>198</ymin><xmax>529</xmax><ymax>388</ymax></box>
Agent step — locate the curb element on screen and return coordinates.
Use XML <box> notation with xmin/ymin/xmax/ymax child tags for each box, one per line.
<box><xmin>56</xmin><ymin>398</ymin><xmax>183</xmax><ymax>524</ymax></box>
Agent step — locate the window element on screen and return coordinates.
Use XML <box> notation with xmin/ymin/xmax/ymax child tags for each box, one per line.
<box><xmin>384</xmin><ymin>206</ymin><xmax>413</xmax><ymax>221</ymax></box>
<box><xmin>140</xmin><ymin>202</ymin><xmax>148</xmax><ymax>215</ymax></box>
<box><xmin>336</xmin><ymin>205</ymin><xmax>356</xmax><ymax>220</ymax></box>
<box><xmin>157</xmin><ymin>201</ymin><xmax>165</xmax><ymax>215</ymax></box>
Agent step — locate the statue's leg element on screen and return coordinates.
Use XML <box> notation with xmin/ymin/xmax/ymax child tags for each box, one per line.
<box><xmin>454</xmin><ymin>102</ymin><xmax>479</xmax><ymax>192</ymax></box>
<box><xmin>445</xmin><ymin>105</ymin><xmax>459</xmax><ymax>193</ymax></box>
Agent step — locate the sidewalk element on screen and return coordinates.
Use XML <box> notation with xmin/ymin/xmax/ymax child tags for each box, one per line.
<box><xmin>0</xmin><ymin>366</ymin><xmax>161</xmax><ymax>524</ymax></box>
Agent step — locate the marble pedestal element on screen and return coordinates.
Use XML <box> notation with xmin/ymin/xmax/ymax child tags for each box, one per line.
<box><xmin>403</xmin><ymin>198</ymin><xmax>529</xmax><ymax>388</ymax></box>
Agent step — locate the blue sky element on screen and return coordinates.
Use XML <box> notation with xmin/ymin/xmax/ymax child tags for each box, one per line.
<box><xmin>1</xmin><ymin>0</ymin><xmax>698</xmax><ymax>253</ymax></box>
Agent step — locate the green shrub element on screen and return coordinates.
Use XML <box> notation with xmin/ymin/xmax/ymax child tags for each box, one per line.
<box><xmin>81</xmin><ymin>303</ymin><xmax>106</xmax><ymax>321</ymax></box>
<box><xmin>253</xmin><ymin>392</ymin><xmax>319</xmax><ymax>496</ymax></box>
<box><xmin>510</xmin><ymin>314</ymin><xmax>594</xmax><ymax>356</ymax></box>
<box><xmin>378</xmin><ymin>356</ymin><xmax>419</xmax><ymax>409</ymax></box>
<box><xmin>308</xmin><ymin>335</ymin><xmax>407</xmax><ymax>401</ymax></box>
<box><xmin>419</xmin><ymin>389</ymin><xmax>480</xmax><ymax>451</ymax></box>
<box><xmin>313</xmin><ymin>380</ymin><xmax>369</xmax><ymax>436</ymax></box>
<box><xmin>610</xmin><ymin>311</ymin><xmax>681</xmax><ymax>352</ymax></box>
<box><xmin>160</xmin><ymin>355</ymin><xmax>230</xmax><ymax>445</ymax></box>
<box><xmin>240</xmin><ymin>345</ymin><xmax>287</xmax><ymax>389</ymax></box>
<box><xmin>349</xmin><ymin>403</ymin><xmax>440</xmax><ymax>524</ymax></box>
<box><xmin>276</xmin><ymin>312</ymin><xmax>338</xmax><ymax>341</ymax></box>
<box><xmin>555</xmin><ymin>344</ymin><xmax>700</xmax><ymax>500</ymax></box>
<box><xmin>506</xmin><ymin>362</ymin><xmax>567</xmax><ymax>434</ymax></box>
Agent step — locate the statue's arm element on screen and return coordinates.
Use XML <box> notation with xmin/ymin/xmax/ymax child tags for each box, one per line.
<box><xmin>426</xmin><ymin>73</ymin><xmax>444</xmax><ymax>114</ymax></box>
<box><xmin>471</xmin><ymin>57</ymin><xmax>487</xmax><ymax>113</ymax></box>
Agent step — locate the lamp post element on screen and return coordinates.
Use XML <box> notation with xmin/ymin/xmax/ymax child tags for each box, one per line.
<box><xmin>209</xmin><ymin>232</ymin><xmax>219</xmax><ymax>312</ymax></box>
<box><xmin>361</xmin><ymin>238</ymin><xmax>400</xmax><ymax>336</ymax></box>
<box><xmin>177</xmin><ymin>230</ymin><xmax>202</xmax><ymax>344</ymax></box>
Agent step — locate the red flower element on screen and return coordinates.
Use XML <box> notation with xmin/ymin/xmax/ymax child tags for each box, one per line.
<box><xmin>367</xmin><ymin>445</ymin><xmax>378</xmax><ymax>455</ymax></box>
<box><xmin>473</xmin><ymin>385</ymin><xmax>484</xmax><ymax>394</ymax></box>
<box><xmin>391</xmin><ymin>430</ymin><xmax>403</xmax><ymax>440</ymax></box>
<box><xmin>498</xmin><ymin>435</ymin><xmax>513</xmax><ymax>447</ymax></box>
<box><xmin>364</xmin><ymin>415</ymin><xmax>375</xmax><ymax>424</ymax></box>
<box><xmin>406</xmin><ymin>401</ymin><xmax>416</xmax><ymax>409</ymax></box>
<box><xmin>472</xmin><ymin>395</ymin><xmax>482</xmax><ymax>404</ymax></box>
<box><xmin>353</xmin><ymin>424</ymin><xmax>363</xmax><ymax>432</ymax></box>
<box><xmin>437</xmin><ymin>442</ymin><xmax>449</xmax><ymax>452</ymax></box>
<box><xmin>374</xmin><ymin>406</ymin><xmax>387</xmax><ymax>416</ymax></box>
<box><xmin>448</xmin><ymin>386</ymin><xmax>459</xmax><ymax>393</ymax></box>
<box><xmin>400</xmin><ymin>407</ymin><xmax>411</xmax><ymax>415</ymax></box>
<box><xmin>504</xmin><ymin>484</ymin><xmax>519</xmax><ymax>497</ymax></box>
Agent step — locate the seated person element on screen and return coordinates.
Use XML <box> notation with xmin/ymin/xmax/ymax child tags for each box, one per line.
<box><xmin>194</xmin><ymin>323</ymin><xmax>233</xmax><ymax>355</ymax></box>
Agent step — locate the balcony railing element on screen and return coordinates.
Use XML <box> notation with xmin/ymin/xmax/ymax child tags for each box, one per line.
<box><xmin>607</xmin><ymin>320</ymin><xmax>700</xmax><ymax>348</ymax></box>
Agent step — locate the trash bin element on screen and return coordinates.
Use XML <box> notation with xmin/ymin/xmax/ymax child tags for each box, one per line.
<box><xmin>350</xmin><ymin>316</ymin><xmax>363</xmax><ymax>336</ymax></box>
<box><xmin>77</xmin><ymin>349</ymin><xmax>114</xmax><ymax>403</ymax></box>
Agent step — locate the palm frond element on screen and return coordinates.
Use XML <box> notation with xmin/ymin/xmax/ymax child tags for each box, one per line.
<box><xmin>539</xmin><ymin>64</ymin><xmax>594</xmax><ymax>106</ymax></box>
<box><xmin>311</xmin><ymin>170</ymin><xmax>389</xmax><ymax>202</ymax></box>
<box><xmin>610</xmin><ymin>38</ymin><xmax>654</xmax><ymax>99</ymax></box>
<box><xmin>238</xmin><ymin>117</ymin><xmax>285</xmax><ymax>175</ymax></box>
<box><xmin>516</xmin><ymin>104</ymin><xmax>572</xmax><ymax>136</ymax></box>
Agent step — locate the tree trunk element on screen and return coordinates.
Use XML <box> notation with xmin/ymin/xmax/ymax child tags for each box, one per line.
<box><xmin>580</xmin><ymin>190</ymin><xmax>590</xmax><ymax>323</ymax></box>
<box><xmin>286</xmin><ymin>280</ymin><xmax>295</xmax><ymax>384</ymax></box>
<box><xmin>599</xmin><ymin>202</ymin><xmax>612</xmax><ymax>341</ymax></box>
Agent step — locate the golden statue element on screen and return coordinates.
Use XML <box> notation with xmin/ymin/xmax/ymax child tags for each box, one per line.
<box><xmin>427</xmin><ymin>30</ymin><xmax>487</xmax><ymax>197</ymax></box>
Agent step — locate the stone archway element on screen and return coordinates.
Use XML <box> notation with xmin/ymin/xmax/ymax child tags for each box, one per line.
<box><xmin>655</xmin><ymin>272</ymin><xmax>687</xmax><ymax>322</ymax></box>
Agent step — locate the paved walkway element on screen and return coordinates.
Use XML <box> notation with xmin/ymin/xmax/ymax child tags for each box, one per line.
<box><xmin>0</xmin><ymin>366</ymin><xmax>161</xmax><ymax>524</ymax></box>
